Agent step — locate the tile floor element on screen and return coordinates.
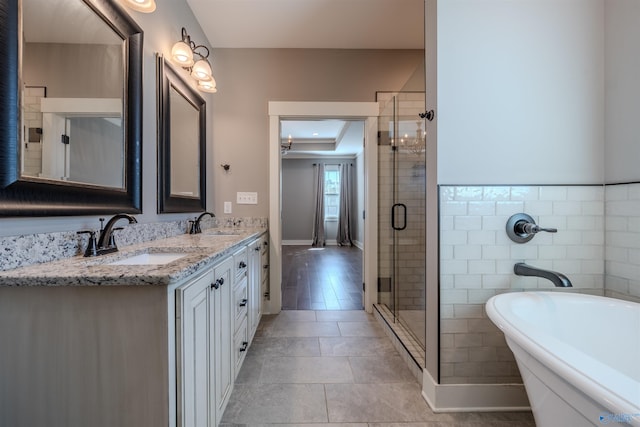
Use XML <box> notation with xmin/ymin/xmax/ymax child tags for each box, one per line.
<box><xmin>220</xmin><ymin>310</ymin><xmax>536</xmax><ymax>426</ymax></box>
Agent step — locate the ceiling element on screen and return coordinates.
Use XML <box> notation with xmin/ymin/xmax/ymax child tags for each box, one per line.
<box><xmin>187</xmin><ymin>0</ymin><xmax>425</xmax><ymax>50</ymax></box>
<box><xmin>280</xmin><ymin>119</ymin><xmax>364</xmax><ymax>158</ymax></box>
<box><xmin>187</xmin><ymin>0</ymin><xmax>424</xmax><ymax>157</ymax></box>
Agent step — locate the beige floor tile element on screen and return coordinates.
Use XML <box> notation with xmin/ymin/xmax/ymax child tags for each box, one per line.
<box><xmin>316</xmin><ymin>310</ymin><xmax>374</xmax><ymax>322</ymax></box>
<box><xmin>319</xmin><ymin>336</ymin><xmax>398</xmax><ymax>357</ymax></box>
<box><xmin>249</xmin><ymin>336</ymin><xmax>321</xmax><ymax>357</ymax></box>
<box><xmin>325</xmin><ymin>382</ymin><xmax>434</xmax><ymax>423</ymax></box>
<box><xmin>260</xmin><ymin>356</ymin><xmax>353</xmax><ymax>383</ymax></box>
<box><xmin>263</xmin><ymin>321</ymin><xmax>341</xmax><ymax>337</ymax></box>
<box><xmin>235</xmin><ymin>355</ymin><xmax>263</xmax><ymax>384</ymax></box>
<box><xmin>221</xmin><ymin>383</ymin><xmax>328</xmax><ymax>424</ymax></box>
<box><xmin>348</xmin><ymin>355</ymin><xmax>416</xmax><ymax>383</ymax></box>
<box><xmin>338</xmin><ymin>321</ymin><xmax>386</xmax><ymax>337</ymax></box>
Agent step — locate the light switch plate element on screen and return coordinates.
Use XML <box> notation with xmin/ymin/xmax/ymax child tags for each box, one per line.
<box><xmin>224</xmin><ymin>201</ymin><xmax>232</xmax><ymax>213</ymax></box>
<box><xmin>237</xmin><ymin>192</ymin><xmax>258</xmax><ymax>204</ymax></box>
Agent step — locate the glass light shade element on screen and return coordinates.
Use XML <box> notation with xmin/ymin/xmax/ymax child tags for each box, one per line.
<box><xmin>198</xmin><ymin>78</ymin><xmax>217</xmax><ymax>93</ymax></box>
<box><xmin>191</xmin><ymin>59</ymin><xmax>213</xmax><ymax>82</ymax></box>
<box><xmin>171</xmin><ymin>41</ymin><xmax>194</xmax><ymax>66</ymax></box>
<box><xmin>122</xmin><ymin>0</ymin><xmax>156</xmax><ymax>13</ymax></box>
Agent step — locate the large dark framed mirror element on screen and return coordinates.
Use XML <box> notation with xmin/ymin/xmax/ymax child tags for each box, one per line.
<box><xmin>0</xmin><ymin>0</ymin><xmax>142</xmax><ymax>216</ymax></box>
<box><xmin>157</xmin><ymin>55</ymin><xmax>206</xmax><ymax>213</ymax></box>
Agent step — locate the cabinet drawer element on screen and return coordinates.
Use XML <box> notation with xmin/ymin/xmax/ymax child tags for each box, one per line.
<box><xmin>233</xmin><ymin>246</ymin><xmax>248</xmax><ymax>283</ymax></box>
<box><xmin>233</xmin><ymin>276</ymin><xmax>248</xmax><ymax>331</ymax></box>
<box><xmin>233</xmin><ymin>317</ymin><xmax>249</xmax><ymax>377</ymax></box>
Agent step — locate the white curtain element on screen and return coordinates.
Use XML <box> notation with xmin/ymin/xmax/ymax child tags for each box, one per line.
<box><xmin>336</xmin><ymin>163</ymin><xmax>353</xmax><ymax>246</ymax></box>
<box><xmin>311</xmin><ymin>163</ymin><xmax>325</xmax><ymax>247</ymax></box>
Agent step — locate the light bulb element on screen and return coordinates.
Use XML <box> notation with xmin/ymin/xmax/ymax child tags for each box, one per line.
<box><xmin>191</xmin><ymin>59</ymin><xmax>213</xmax><ymax>82</ymax></box>
<box><xmin>171</xmin><ymin>41</ymin><xmax>194</xmax><ymax>66</ymax></box>
<box><xmin>198</xmin><ymin>78</ymin><xmax>217</xmax><ymax>93</ymax></box>
<box><xmin>122</xmin><ymin>0</ymin><xmax>156</xmax><ymax>13</ymax></box>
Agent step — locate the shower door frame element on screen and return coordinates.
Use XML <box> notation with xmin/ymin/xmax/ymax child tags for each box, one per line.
<box><xmin>377</xmin><ymin>91</ymin><xmax>427</xmax><ymax>350</ymax></box>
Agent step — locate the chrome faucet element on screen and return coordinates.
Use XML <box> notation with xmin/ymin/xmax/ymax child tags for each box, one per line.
<box><xmin>96</xmin><ymin>214</ymin><xmax>138</xmax><ymax>255</ymax></box>
<box><xmin>514</xmin><ymin>262</ymin><xmax>572</xmax><ymax>287</ymax></box>
<box><xmin>189</xmin><ymin>211</ymin><xmax>215</xmax><ymax>234</ymax></box>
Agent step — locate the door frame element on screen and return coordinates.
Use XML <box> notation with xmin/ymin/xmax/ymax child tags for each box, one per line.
<box><xmin>267</xmin><ymin>101</ymin><xmax>379</xmax><ymax>314</ymax></box>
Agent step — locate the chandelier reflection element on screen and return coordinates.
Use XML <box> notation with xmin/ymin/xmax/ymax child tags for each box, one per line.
<box><xmin>394</xmin><ymin>120</ymin><xmax>426</xmax><ymax>157</ymax></box>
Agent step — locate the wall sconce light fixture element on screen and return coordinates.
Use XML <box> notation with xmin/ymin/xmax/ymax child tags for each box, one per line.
<box><xmin>172</xmin><ymin>27</ymin><xmax>217</xmax><ymax>93</ymax></box>
<box><xmin>121</xmin><ymin>0</ymin><xmax>157</xmax><ymax>13</ymax></box>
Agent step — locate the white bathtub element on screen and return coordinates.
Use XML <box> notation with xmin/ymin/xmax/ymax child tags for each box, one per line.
<box><xmin>486</xmin><ymin>292</ymin><xmax>640</xmax><ymax>427</ymax></box>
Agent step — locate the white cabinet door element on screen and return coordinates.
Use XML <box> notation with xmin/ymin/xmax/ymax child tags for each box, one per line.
<box><xmin>210</xmin><ymin>256</ymin><xmax>234</xmax><ymax>425</ymax></box>
<box><xmin>248</xmin><ymin>238</ymin><xmax>262</xmax><ymax>340</ymax></box>
<box><xmin>176</xmin><ymin>269</ymin><xmax>214</xmax><ymax>427</ymax></box>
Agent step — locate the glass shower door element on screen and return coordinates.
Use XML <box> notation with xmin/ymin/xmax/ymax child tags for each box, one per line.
<box><xmin>377</xmin><ymin>92</ymin><xmax>426</xmax><ymax>350</ymax></box>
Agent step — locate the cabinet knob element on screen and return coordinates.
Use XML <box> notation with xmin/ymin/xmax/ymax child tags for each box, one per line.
<box><xmin>239</xmin><ymin>298</ymin><xmax>248</xmax><ymax>307</ymax></box>
<box><xmin>254</xmin><ymin>246</ymin><xmax>260</xmax><ymax>252</ymax></box>
<box><xmin>211</xmin><ymin>277</ymin><xmax>224</xmax><ymax>289</ymax></box>
<box><xmin>263</xmin><ymin>264</ymin><xmax>269</xmax><ymax>269</ymax></box>
<box><xmin>239</xmin><ymin>341</ymin><xmax>248</xmax><ymax>352</ymax></box>
<box><xmin>238</xmin><ymin>261</ymin><xmax>247</xmax><ymax>269</ymax></box>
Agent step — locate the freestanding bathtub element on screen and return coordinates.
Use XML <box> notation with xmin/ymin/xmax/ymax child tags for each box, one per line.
<box><xmin>486</xmin><ymin>292</ymin><xmax>640</xmax><ymax>427</ymax></box>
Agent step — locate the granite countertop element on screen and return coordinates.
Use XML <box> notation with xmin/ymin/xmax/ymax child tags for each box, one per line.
<box><xmin>0</xmin><ymin>228</ymin><xmax>267</xmax><ymax>287</ymax></box>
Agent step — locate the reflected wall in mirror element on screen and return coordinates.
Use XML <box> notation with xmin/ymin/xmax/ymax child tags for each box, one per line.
<box><xmin>157</xmin><ymin>55</ymin><xmax>206</xmax><ymax>213</ymax></box>
<box><xmin>0</xmin><ymin>0</ymin><xmax>142</xmax><ymax>216</ymax></box>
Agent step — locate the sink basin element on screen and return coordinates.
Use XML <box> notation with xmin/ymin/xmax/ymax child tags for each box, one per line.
<box><xmin>107</xmin><ymin>252</ymin><xmax>187</xmax><ymax>266</ymax></box>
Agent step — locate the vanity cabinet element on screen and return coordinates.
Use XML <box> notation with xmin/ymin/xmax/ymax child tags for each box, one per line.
<box><xmin>248</xmin><ymin>235</ymin><xmax>267</xmax><ymax>340</ymax></box>
<box><xmin>0</xmin><ymin>231</ymin><xmax>267</xmax><ymax>427</ymax></box>
<box><xmin>232</xmin><ymin>246</ymin><xmax>249</xmax><ymax>374</ymax></box>
<box><xmin>177</xmin><ymin>256</ymin><xmax>233</xmax><ymax>427</ymax></box>
<box><xmin>176</xmin><ymin>233</ymin><xmax>265</xmax><ymax>427</ymax></box>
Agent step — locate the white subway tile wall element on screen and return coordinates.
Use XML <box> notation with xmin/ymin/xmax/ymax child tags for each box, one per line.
<box><xmin>439</xmin><ymin>185</ymin><xmax>605</xmax><ymax>384</ymax></box>
<box><xmin>605</xmin><ymin>183</ymin><xmax>640</xmax><ymax>302</ymax></box>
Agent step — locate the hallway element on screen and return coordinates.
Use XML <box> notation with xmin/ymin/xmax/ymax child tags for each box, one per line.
<box><xmin>220</xmin><ymin>310</ymin><xmax>536</xmax><ymax>426</ymax></box>
<box><xmin>281</xmin><ymin>245</ymin><xmax>363</xmax><ymax>310</ymax></box>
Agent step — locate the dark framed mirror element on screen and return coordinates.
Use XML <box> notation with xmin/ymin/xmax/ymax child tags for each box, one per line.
<box><xmin>157</xmin><ymin>55</ymin><xmax>206</xmax><ymax>213</ymax></box>
<box><xmin>0</xmin><ymin>0</ymin><xmax>142</xmax><ymax>216</ymax></box>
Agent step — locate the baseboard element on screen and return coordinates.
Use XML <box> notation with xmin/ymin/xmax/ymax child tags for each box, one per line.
<box><xmin>353</xmin><ymin>239</ymin><xmax>363</xmax><ymax>249</ymax></box>
<box><xmin>421</xmin><ymin>369</ymin><xmax>531</xmax><ymax>413</ymax></box>
<box><xmin>282</xmin><ymin>240</ymin><xmax>343</xmax><ymax>246</ymax></box>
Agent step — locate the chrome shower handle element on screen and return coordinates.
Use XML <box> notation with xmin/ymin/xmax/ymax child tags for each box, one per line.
<box><xmin>517</xmin><ymin>222</ymin><xmax>557</xmax><ymax>235</ymax></box>
<box><xmin>507</xmin><ymin>213</ymin><xmax>558</xmax><ymax>243</ymax></box>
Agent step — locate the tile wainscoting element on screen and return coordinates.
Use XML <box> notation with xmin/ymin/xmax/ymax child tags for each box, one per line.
<box><xmin>605</xmin><ymin>183</ymin><xmax>640</xmax><ymax>302</ymax></box>
<box><xmin>439</xmin><ymin>185</ymin><xmax>605</xmax><ymax>385</ymax></box>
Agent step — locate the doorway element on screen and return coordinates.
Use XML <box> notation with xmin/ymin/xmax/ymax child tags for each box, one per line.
<box><xmin>267</xmin><ymin>102</ymin><xmax>379</xmax><ymax>315</ymax></box>
<box><xmin>280</xmin><ymin>119</ymin><xmax>365</xmax><ymax>310</ymax></box>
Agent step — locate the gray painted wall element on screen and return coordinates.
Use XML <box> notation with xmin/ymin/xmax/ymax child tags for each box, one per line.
<box><xmin>1</xmin><ymin>1</ymin><xmax>424</xmax><ymax>237</ymax></box>
<box><xmin>282</xmin><ymin>158</ymin><xmax>359</xmax><ymax>244</ymax></box>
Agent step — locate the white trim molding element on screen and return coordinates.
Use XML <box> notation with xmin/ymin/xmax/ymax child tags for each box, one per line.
<box><xmin>268</xmin><ymin>101</ymin><xmax>379</xmax><ymax>315</ymax></box>
<box><xmin>422</xmin><ymin>370</ymin><xmax>531</xmax><ymax>413</ymax></box>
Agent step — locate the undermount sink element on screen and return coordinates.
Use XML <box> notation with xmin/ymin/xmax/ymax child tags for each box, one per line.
<box><xmin>107</xmin><ymin>252</ymin><xmax>187</xmax><ymax>266</ymax></box>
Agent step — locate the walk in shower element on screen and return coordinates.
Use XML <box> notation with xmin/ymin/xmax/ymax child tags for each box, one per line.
<box><xmin>376</xmin><ymin>91</ymin><xmax>427</xmax><ymax>365</ymax></box>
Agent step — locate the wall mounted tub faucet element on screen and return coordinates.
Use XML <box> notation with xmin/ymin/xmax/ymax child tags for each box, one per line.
<box><xmin>514</xmin><ymin>262</ymin><xmax>572</xmax><ymax>287</ymax></box>
<box><xmin>506</xmin><ymin>213</ymin><xmax>557</xmax><ymax>243</ymax></box>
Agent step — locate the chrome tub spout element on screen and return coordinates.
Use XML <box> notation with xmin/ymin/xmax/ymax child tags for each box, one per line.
<box><xmin>514</xmin><ymin>262</ymin><xmax>572</xmax><ymax>287</ymax></box>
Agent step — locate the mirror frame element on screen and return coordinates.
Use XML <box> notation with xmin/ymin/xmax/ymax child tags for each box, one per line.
<box><xmin>0</xmin><ymin>0</ymin><xmax>143</xmax><ymax>216</ymax></box>
<box><xmin>157</xmin><ymin>55</ymin><xmax>206</xmax><ymax>213</ymax></box>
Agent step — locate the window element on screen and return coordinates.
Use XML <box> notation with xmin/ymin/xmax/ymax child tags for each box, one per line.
<box><xmin>324</xmin><ymin>165</ymin><xmax>340</xmax><ymax>221</ymax></box>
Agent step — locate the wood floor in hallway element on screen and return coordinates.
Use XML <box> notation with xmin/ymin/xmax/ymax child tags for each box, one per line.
<box><xmin>281</xmin><ymin>245</ymin><xmax>363</xmax><ymax>310</ymax></box>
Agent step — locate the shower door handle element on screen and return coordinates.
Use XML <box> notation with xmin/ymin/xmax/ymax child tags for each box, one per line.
<box><xmin>391</xmin><ymin>203</ymin><xmax>407</xmax><ymax>231</ymax></box>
